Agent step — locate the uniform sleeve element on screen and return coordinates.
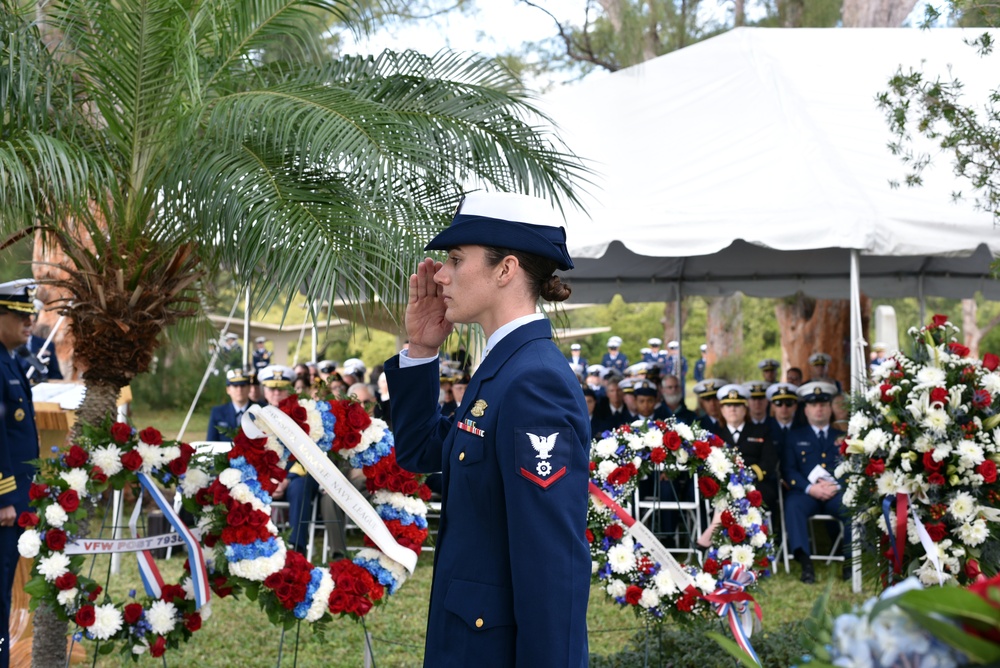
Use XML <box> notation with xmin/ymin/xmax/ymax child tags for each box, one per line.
<box><xmin>0</xmin><ymin>374</ymin><xmax>19</xmax><ymax>504</ymax></box>
<box><xmin>206</xmin><ymin>407</ymin><xmax>222</xmax><ymax>442</ymax></box>
<box><xmin>384</xmin><ymin>355</ymin><xmax>452</xmax><ymax>475</ymax></box>
<box><xmin>495</xmin><ymin>358</ymin><xmax>590</xmax><ymax>667</ymax></box>
<box><xmin>782</xmin><ymin>431</ymin><xmax>810</xmax><ymax>492</ymax></box>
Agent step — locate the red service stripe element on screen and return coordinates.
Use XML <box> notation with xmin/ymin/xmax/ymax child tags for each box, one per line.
<box><xmin>519</xmin><ymin>466</ymin><xmax>567</xmax><ymax>489</ymax></box>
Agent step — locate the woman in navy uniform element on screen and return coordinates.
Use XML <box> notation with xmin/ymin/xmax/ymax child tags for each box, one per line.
<box><xmin>0</xmin><ymin>280</ymin><xmax>41</xmax><ymax>668</ymax></box>
<box><xmin>385</xmin><ymin>192</ymin><xmax>590</xmax><ymax>668</ymax></box>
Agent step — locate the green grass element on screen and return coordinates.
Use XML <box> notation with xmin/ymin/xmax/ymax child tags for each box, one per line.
<box><xmin>75</xmin><ymin>548</ymin><xmax>867</xmax><ymax>667</ymax></box>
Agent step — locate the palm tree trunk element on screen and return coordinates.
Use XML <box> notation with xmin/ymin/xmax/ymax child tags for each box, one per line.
<box><xmin>72</xmin><ymin>378</ymin><xmax>125</xmax><ymax>439</ymax></box>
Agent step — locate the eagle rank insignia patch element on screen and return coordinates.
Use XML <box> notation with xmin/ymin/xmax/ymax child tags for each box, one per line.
<box><xmin>516</xmin><ymin>428</ymin><xmax>569</xmax><ymax>489</ymax></box>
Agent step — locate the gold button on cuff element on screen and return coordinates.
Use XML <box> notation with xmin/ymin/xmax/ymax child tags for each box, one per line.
<box><xmin>459</xmin><ymin>452</ymin><xmax>465</xmax><ymax>461</ymax></box>
<box><xmin>475</xmin><ymin>618</ymin><xmax>484</xmax><ymax>628</ymax></box>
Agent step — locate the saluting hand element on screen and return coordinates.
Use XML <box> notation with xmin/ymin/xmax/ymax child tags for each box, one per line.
<box><xmin>405</xmin><ymin>258</ymin><xmax>453</xmax><ymax>357</ymax></box>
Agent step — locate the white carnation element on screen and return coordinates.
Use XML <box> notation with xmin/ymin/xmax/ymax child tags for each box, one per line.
<box><xmin>674</xmin><ymin>423</ymin><xmax>694</xmax><ymax>441</ymax></box>
<box><xmin>17</xmin><ymin>529</ymin><xmax>41</xmax><ymax>558</ymax></box>
<box><xmin>606</xmin><ymin>544</ymin><xmax>637</xmax><ymax>574</ymax></box>
<box><xmin>306</xmin><ymin>569</ymin><xmax>335</xmax><ymax>622</ymax></box>
<box><xmin>915</xmin><ymin>366</ymin><xmax>946</xmax><ymax>388</ymax></box>
<box><xmin>957</xmin><ymin>440</ymin><xmax>985</xmax><ymax>469</ymax></box>
<box><xmin>750</xmin><ymin>532</ymin><xmax>767</xmax><ymax>548</ymax></box>
<box><xmin>60</xmin><ymin>468</ymin><xmax>90</xmax><ymax>495</ymax></box>
<box><xmin>57</xmin><ymin>587</ymin><xmax>78</xmax><ymax>607</ymax></box>
<box><xmin>90</xmin><ymin>444</ymin><xmax>124</xmax><ymax>476</ymax></box>
<box><xmin>594</xmin><ymin>437</ymin><xmax>618</xmax><ymax>458</ymax></box>
<box><xmin>147</xmin><ymin>600</ymin><xmax>178</xmax><ymax>635</ymax></box>
<box><xmin>695</xmin><ymin>572</ymin><xmax>717</xmax><ymax>593</ymax></box>
<box><xmin>180</xmin><ymin>468</ymin><xmax>211</xmax><ymax>497</ymax></box>
<box><xmin>640</xmin><ymin>429</ymin><xmax>662</xmax><ymax>450</ymax></box>
<box><xmin>38</xmin><ymin>552</ymin><xmax>71</xmax><ymax>582</ymax></box>
<box><xmin>91</xmin><ymin>603</ymin><xmax>124</xmax><ymax>640</ymax></box>
<box><xmin>862</xmin><ymin>429</ymin><xmax>889</xmax><ymax>455</ymax></box>
<box><xmin>728</xmin><ymin>483</ymin><xmax>746</xmax><ymax>499</ymax></box>
<box><xmin>639</xmin><ymin>588</ymin><xmax>660</xmax><ymax>609</ymax></box>
<box><xmin>606</xmin><ymin>579</ymin><xmax>627</xmax><ymax>598</ymax></box>
<box><xmin>981</xmin><ymin>373</ymin><xmax>1000</xmax><ymax>395</ymax></box>
<box><xmin>597</xmin><ymin>460</ymin><xmax>617</xmax><ymax>481</ymax></box>
<box><xmin>957</xmin><ymin>519</ymin><xmax>989</xmax><ymax>547</ymax></box>
<box><xmin>948</xmin><ymin>492</ymin><xmax>976</xmax><ymax>521</ymax></box>
<box><xmin>228</xmin><ymin>544</ymin><xmax>286</xmax><ymax>582</ymax></box>
<box><xmin>847</xmin><ymin>412</ymin><xmax>871</xmax><ymax>438</ymax></box>
<box><xmin>652</xmin><ymin>570</ymin><xmax>677</xmax><ymax>596</ymax></box>
<box><xmin>218</xmin><ymin>467</ymin><xmax>243</xmax><ymax>488</ymax></box>
<box><xmin>45</xmin><ymin>504</ymin><xmax>68</xmax><ymax>528</ymax></box>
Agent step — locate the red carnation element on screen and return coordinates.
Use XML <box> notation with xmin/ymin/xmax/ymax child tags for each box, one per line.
<box><xmin>123</xmin><ymin>603</ymin><xmax>144</xmax><ymax>625</ymax></box>
<box><xmin>676</xmin><ymin>593</ymin><xmax>697</xmax><ymax>612</ymax></box>
<box><xmin>90</xmin><ymin>467</ymin><xmax>108</xmax><ymax>484</ymax></box>
<box><xmin>184</xmin><ymin>612</ymin><xmax>202</xmax><ymax>632</ymax></box>
<box><xmin>948</xmin><ymin>342</ymin><xmax>971</xmax><ymax>358</ymax></box>
<box><xmin>161</xmin><ymin>584</ymin><xmax>186</xmax><ymax>604</ymax></box>
<box><xmin>624</xmin><ymin>585</ymin><xmax>643</xmax><ymax>606</ymax></box>
<box><xmin>45</xmin><ymin>528</ymin><xmax>67</xmax><ymax>551</ymax></box>
<box><xmin>746</xmin><ymin>490</ymin><xmax>763</xmax><ymax>508</ymax></box>
<box><xmin>150</xmin><ymin>636</ymin><xmax>167</xmax><ymax>658</ymax></box>
<box><xmin>585</xmin><ymin>529</ymin><xmax>594</xmax><ymax>543</ymax></box>
<box><xmin>110</xmin><ymin>422</ymin><xmax>132</xmax><ymax>443</ymax></box>
<box><xmin>28</xmin><ymin>483</ymin><xmax>48</xmax><ymax>501</ymax></box>
<box><xmin>64</xmin><ymin>445</ymin><xmax>88</xmax><ymax>468</ymax></box>
<box><xmin>922</xmin><ymin>452</ymin><xmax>943</xmax><ymax>473</ymax></box>
<box><xmin>138</xmin><ymin>427</ymin><xmax>163</xmax><ymax>446</ymax></box>
<box><xmin>663</xmin><ymin>431</ymin><xmax>682</xmax><ymax>451</ymax></box>
<box><xmin>925</xmin><ymin>523</ymin><xmax>947</xmax><ymax>542</ymax></box>
<box><xmin>120</xmin><ymin>450</ymin><xmax>143</xmax><ymax>471</ymax></box>
<box><xmin>54</xmin><ymin>572</ymin><xmax>77</xmax><ymax>591</ymax></box>
<box><xmin>865</xmin><ymin>458</ymin><xmax>886</xmax><ymax>477</ymax></box>
<box><xmin>931</xmin><ymin>314</ymin><xmax>948</xmax><ymax>328</ymax></box>
<box><xmin>728</xmin><ymin>524</ymin><xmax>746</xmax><ymax>543</ymax></box>
<box><xmin>928</xmin><ymin>472</ymin><xmax>946</xmax><ymax>486</ymax></box>
<box><xmin>604</xmin><ymin>524</ymin><xmax>624</xmax><ymax>541</ymax></box>
<box><xmin>929</xmin><ymin>387</ymin><xmax>948</xmax><ymax>406</ymax></box>
<box><xmin>693</xmin><ymin>440</ymin><xmax>711</xmax><ymax>460</ymax></box>
<box><xmin>977</xmin><ymin>460</ymin><xmax>997</xmax><ymax>484</ymax></box>
<box><xmin>75</xmin><ymin>605</ymin><xmax>96</xmax><ymax>627</ymax></box>
<box><xmin>879</xmin><ymin>384</ymin><xmax>895</xmax><ymax>403</ymax></box>
<box><xmin>698</xmin><ymin>477</ymin><xmax>720</xmax><ymax>498</ymax></box>
<box><xmin>984</xmin><ymin>353</ymin><xmax>1000</xmax><ymax>371</ymax></box>
<box><xmin>17</xmin><ymin>512</ymin><xmax>39</xmax><ymax>528</ymax></box>
<box><xmin>702</xmin><ymin>558</ymin><xmax>720</xmax><ymax>575</ymax></box>
<box><xmin>58</xmin><ymin>489</ymin><xmax>80</xmax><ymax>513</ymax></box>
<box><xmin>649</xmin><ymin>447</ymin><xmax>667</xmax><ymax>464</ymax></box>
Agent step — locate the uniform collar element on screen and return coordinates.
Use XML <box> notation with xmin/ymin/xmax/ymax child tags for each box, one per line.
<box><xmin>485</xmin><ymin>312</ymin><xmax>544</xmax><ymax>355</ymax></box>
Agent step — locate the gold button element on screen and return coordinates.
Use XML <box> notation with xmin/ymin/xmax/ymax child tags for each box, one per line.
<box><xmin>475</xmin><ymin>618</ymin><xmax>484</xmax><ymax>628</ymax></box>
<box><xmin>821</xmin><ymin>453</ymin><xmax>827</xmax><ymax>458</ymax></box>
<box><xmin>459</xmin><ymin>452</ymin><xmax>465</xmax><ymax>461</ymax></box>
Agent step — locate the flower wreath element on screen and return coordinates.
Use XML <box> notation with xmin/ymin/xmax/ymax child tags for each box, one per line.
<box><xmin>588</xmin><ymin>418</ymin><xmax>774</xmax><ymax>623</ymax></box>
<box><xmin>18</xmin><ymin>421</ymin><xmax>216</xmax><ymax>659</ymax></box>
<box><xmin>839</xmin><ymin>314</ymin><xmax>1000</xmax><ymax>587</ymax></box>
<box><xmin>189</xmin><ymin>395</ymin><xmax>431</xmax><ymax>626</ymax></box>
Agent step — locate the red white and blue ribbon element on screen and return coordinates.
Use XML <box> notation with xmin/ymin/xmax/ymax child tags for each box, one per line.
<box><xmin>694</xmin><ymin>564</ymin><xmax>762</xmax><ymax>666</ymax></box>
<box><xmin>130</xmin><ymin>472</ymin><xmax>211</xmax><ymax>609</ymax></box>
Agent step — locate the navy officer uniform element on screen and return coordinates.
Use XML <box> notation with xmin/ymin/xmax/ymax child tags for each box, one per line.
<box><xmin>716</xmin><ymin>384</ymin><xmax>780</xmax><ymax>515</ymax></box>
<box><xmin>251</xmin><ymin>336</ymin><xmax>272</xmax><ymax>370</ymax></box>
<box><xmin>642</xmin><ymin>338</ymin><xmax>668</xmax><ymax>365</ymax></box>
<box><xmin>693</xmin><ymin>343</ymin><xmax>707</xmax><ymax>383</ymax></box>
<box><xmin>781</xmin><ymin>381</ymin><xmax>850</xmax><ymax>583</ymax></box>
<box><xmin>0</xmin><ymin>280</ymin><xmax>41</xmax><ymax>668</ymax></box>
<box><xmin>765</xmin><ymin>382</ymin><xmax>801</xmax><ymax>460</ymax></box>
<box><xmin>601</xmin><ymin>335</ymin><xmax>629</xmax><ymax>373</ymax></box>
<box><xmin>206</xmin><ymin>369</ymin><xmax>252</xmax><ymax>442</ymax></box>
<box><xmin>566</xmin><ymin>342</ymin><xmax>587</xmax><ymax>370</ymax></box>
<box><xmin>385</xmin><ymin>192</ymin><xmax>590</xmax><ymax>667</ymax></box>
<box><xmin>693</xmin><ymin>378</ymin><xmax>726</xmax><ymax>436</ymax></box>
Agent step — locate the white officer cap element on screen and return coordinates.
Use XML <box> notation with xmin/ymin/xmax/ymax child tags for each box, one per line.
<box><xmin>693</xmin><ymin>378</ymin><xmax>728</xmax><ymax>398</ymax></box>
<box><xmin>258</xmin><ymin>365</ymin><xmax>294</xmax><ymax>388</ymax></box>
<box><xmin>317</xmin><ymin>359</ymin><xmax>338</xmax><ymax>374</ymax></box>
<box><xmin>699</xmin><ymin>343</ymin><xmax>707</xmax><ymax>352</ymax></box>
<box><xmin>607</xmin><ymin>336</ymin><xmax>622</xmax><ymax>348</ymax></box>
<box><xmin>743</xmin><ymin>381</ymin><xmax>771</xmax><ymax>398</ymax></box>
<box><xmin>255</xmin><ymin>336</ymin><xmax>268</xmax><ymax>344</ymax></box>
<box><xmin>667</xmin><ymin>340</ymin><xmax>680</xmax><ymax>349</ymax></box>
<box><xmin>766</xmin><ymin>383</ymin><xmax>799</xmax><ymax>402</ymax></box>
<box><xmin>647</xmin><ymin>338</ymin><xmax>662</xmax><ymax>347</ymax></box>
<box><xmin>797</xmin><ymin>381</ymin><xmax>838</xmax><ymax>402</ymax></box>
<box><xmin>570</xmin><ymin>343</ymin><xmax>581</xmax><ymax>351</ymax></box>
<box><xmin>586</xmin><ymin>364</ymin><xmax>608</xmax><ymax>377</ymax></box>
<box><xmin>226</xmin><ymin>369</ymin><xmax>250</xmax><ymax>386</ymax></box>
<box><xmin>0</xmin><ymin>279</ymin><xmax>38</xmax><ymax>314</ymax></box>
<box><xmin>625</xmin><ymin>362</ymin><xmax>649</xmax><ymax>377</ymax></box>
<box><xmin>224</xmin><ymin>332</ymin><xmax>239</xmax><ymax>340</ymax></box>
<box><xmin>342</xmin><ymin>357</ymin><xmax>366</xmax><ymax>377</ymax></box>
<box><xmin>808</xmin><ymin>352</ymin><xmax>832</xmax><ymax>366</ymax></box>
<box><xmin>716</xmin><ymin>384</ymin><xmax>749</xmax><ymax>405</ymax></box>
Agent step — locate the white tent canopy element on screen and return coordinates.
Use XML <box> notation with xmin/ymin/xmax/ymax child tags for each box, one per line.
<box><xmin>543</xmin><ymin>27</ymin><xmax>1000</xmax><ymax>303</ymax></box>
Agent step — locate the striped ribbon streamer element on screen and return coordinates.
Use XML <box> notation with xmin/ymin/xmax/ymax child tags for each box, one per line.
<box><xmin>131</xmin><ymin>473</ymin><xmax>211</xmax><ymax>609</ymax></box>
<box><xmin>693</xmin><ymin>564</ymin><xmax>763</xmax><ymax>666</ymax></box>
<box><xmin>883</xmin><ymin>492</ymin><xmax>944</xmax><ymax>584</ymax></box>
<box><xmin>128</xmin><ymin>488</ymin><xmax>164</xmax><ymax>600</ymax></box>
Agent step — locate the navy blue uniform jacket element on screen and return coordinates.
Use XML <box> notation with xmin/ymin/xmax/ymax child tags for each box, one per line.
<box><xmin>0</xmin><ymin>352</ymin><xmax>38</xmax><ymax>512</ymax></box>
<box><xmin>206</xmin><ymin>402</ymin><xmax>244</xmax><ymax>442</ymax></box>
<box><xmin>781</xmin><ymin>425</ymin><xmax>845</xmax><ymax>493</ymax></box>
<box><xmin>385</xmin><ymin>318</ymin><xmax>591</xmax><ymax>667</ymax></box>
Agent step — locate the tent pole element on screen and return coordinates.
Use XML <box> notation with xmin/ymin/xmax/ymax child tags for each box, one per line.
<box><xmin>849</xmin><ymin>249</ymin><xmax>864</xmax><ymax>594</ymax></box>
<box><xmin>918</xmin><ymin>274</ymin><xmax>926</xmax><ymax>325</ymax></box>
<box><xmin>311</xmin><ymin>299</ymin><xmax>319</xmax><ymax>363</ymax></box>
<box><xmin>243</xmin><ymin>286</ymin><xmax>251</xmax><ymax>371</ymax></box>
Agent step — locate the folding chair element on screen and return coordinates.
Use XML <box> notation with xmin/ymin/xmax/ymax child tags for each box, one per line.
<box><xmin>634</xmin><ymin>466</ymin><xmax>702</xmax><ymax>558</ymax></box>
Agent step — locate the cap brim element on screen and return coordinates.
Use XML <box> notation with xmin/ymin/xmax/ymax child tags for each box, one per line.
<box><xmin>426</xmin><ymin>215</ymin><xmax>574</xmax><ymax>271</ymax></box>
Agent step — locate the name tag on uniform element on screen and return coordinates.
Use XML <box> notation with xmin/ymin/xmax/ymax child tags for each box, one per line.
<box><xmin>748</xmin><ymin>437</ymin><xmax>764</xmax><ymax>443</ymax></box>
<box><xmin>8</xmin><ymin>379</ymin><xmax>19</xmax><ymax>385</ymax></box>
<box><xmin>457</xmin><ymin>420</ymin><xmax>485</xmax><ymax>438</ymax></box>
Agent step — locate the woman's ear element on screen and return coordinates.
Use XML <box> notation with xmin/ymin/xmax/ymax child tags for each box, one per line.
<box><xmin>496</xmin><ymin>254</ymin><xmax>520</xmax><ymax>287</ymax></box>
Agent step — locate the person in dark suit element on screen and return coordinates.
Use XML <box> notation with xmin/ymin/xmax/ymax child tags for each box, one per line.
<box><xmin>206</xmin><ymin>369</ymin><xmax>252</xmax><ymax>442</ymax></box>
<box><xmin>385</xmin><ymin>192</ymin><xmax>591</xmax><ymax>667</ymax></box>
<box><xmin>592</xmin><ymin>376</ymin><xmax>633</xmax><ymax>435</ymax></box>
<box><xmin>716</xmin><ymin>385</ymin><xmax>779</xmax><ymax>514</ymax></box>
<box><xmin>0</xmin><ymin>280</ymin><xmax>40</xmax><ymax>668</ymax></box>
<box><xmin>782</xmin><ymin>381</ymin><xmax>849</xmax><ymax>583</ymax></box>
